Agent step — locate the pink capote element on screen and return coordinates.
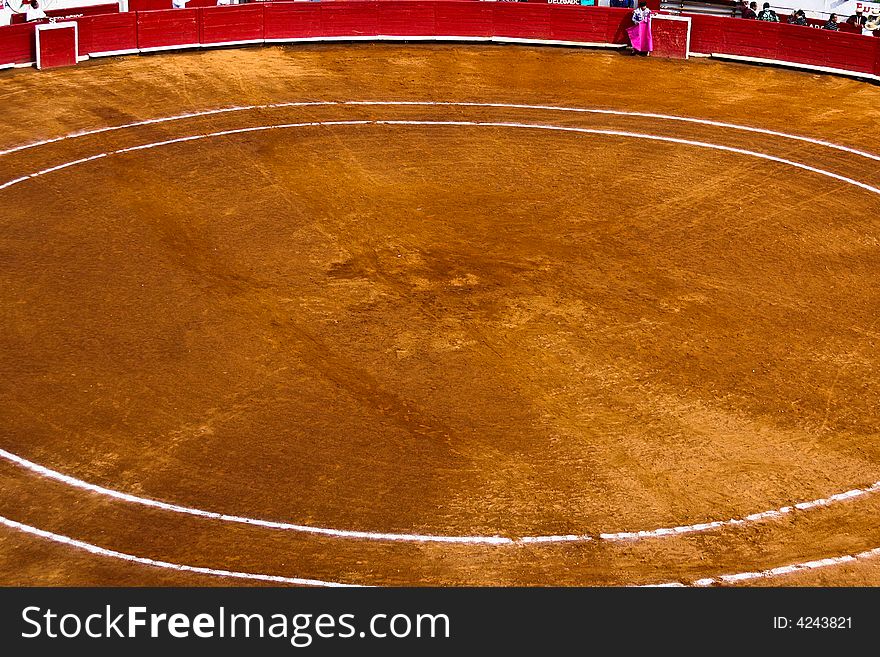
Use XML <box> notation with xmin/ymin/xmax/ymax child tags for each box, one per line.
<box><xmin>627</xmin><ymin>17</ymin><xmax>653</xmax><ymax>53</ymax></box>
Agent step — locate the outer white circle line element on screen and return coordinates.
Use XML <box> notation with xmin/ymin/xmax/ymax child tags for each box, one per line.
<box><xmin>3</xmin><ymin>511</ymin><xmax>879</xmax><ymax>588</ymax></box>
<box><xmin>3</xmin><ymin>119</ymin><xmax>880</xmax><ymax>198</ymax></box>
<box><xmin>1</xmin><ymin>100</ymin><xmax>878</xmax><ymax>162</ymax></box>
<box><xmin>2</xmin><ymin>445</ymin><xmax>879</xmax><ymax>545</ymax></box>
<box><xmin>690</xmin><ymin>546</ymin><xmax>880</xmax><ymax>586</ymax></box>
<box><xmin>0</xmin><ymin>448</ymin><xmax>512</xmax><ymax>545</ymax></box>
<box><xmin>0</xmin><ymin>513</ymin><xmax>361</xmax><ymax>588</ymax></box>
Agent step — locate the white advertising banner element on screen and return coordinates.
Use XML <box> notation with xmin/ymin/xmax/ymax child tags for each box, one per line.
<box><xmin>824</xmin><ymin>0</ymin><xmax>880</xmax><ymax>17</ymax></box>
<box><xmin>774</xmin><ymin>0</ymin><xmax>879</xmax><ymax>20</ymax></box>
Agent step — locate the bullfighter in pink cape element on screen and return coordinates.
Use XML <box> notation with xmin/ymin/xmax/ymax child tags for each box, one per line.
<box><xmin>627</xmin><ymin>1</ymin><xmax>654</xmax><ymax>55</ymax></box>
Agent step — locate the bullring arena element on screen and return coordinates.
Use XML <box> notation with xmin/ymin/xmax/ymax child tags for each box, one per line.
<box><xmin>1</xmin><ymin>2</ymin><xmax>880</xmax><ymax>588</ymax></box>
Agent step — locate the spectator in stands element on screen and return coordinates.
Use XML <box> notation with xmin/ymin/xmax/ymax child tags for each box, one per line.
<box><xmin>171</xmin><ymin>0</ymin><xmax>190</xmax><ymax>8</ymax></box>
<box><xmin>822</xmin><ymin>13</ymin><xmax>839</xmax><ymax>30</ymax></box>
<box><xmin>757</xmin><ymin>2</ymin><xmax>779</xmax><ymax>21</ymax></box>
<box><xmin>787</xmin><ymin>9</ymin><xmax>808</xmax><ymax>25</ymax></box>
<box><xmin>611</xmin><ymin>0</ymin><xmax>635</xmax><ymax>8</ymax></box>
<box><xmin>627</xmin><ymin>0</ymin><xmax>653</xmax><ymax>56</ymax></box>
<box><xmin>740</xmin><ymin>1</ymin><xmax>758</xmax><ymax>19</ymax></box>
<box><xmin>24</xmin><ymin>0</ymin><xmax>46</xmax><ymax>22</ymax></box>
<box><xmin>847</xmin><ymin>8</ymin><xmax>867</xmax><ymax>27</ymax></box>
<box><xmin>867</xmin><ymin>7</ymin><xmax>880</xmax><ymax>31</ymax></box>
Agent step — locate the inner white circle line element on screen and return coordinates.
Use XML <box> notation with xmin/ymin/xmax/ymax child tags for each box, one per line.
<box><xmin>2</xmin><ymin>446</ymin><xmax>879</xmax><ymax>545</ymax></box>
<box><xmin>1</xmin><ymin>101</ymin><xmax>878</xmax><ymax>162</ymax></box>
<box><xmin>0</xmin><ymin>448</ymin><xmax>512</xmax><ymax>545</ymax></box>
<box><xmin>1</xmin><ymin>117</ymin><xmax>879</xmax><ymax>544</ymax></box>
<box><xmin>0</xmin><ymin>513</ymin><xmax>361</xmax><ymax>588</ymax></box>
<box><xmin>3</xmin><ymin>119</ymin><xmax>880</xmax><ymax>197</ymax></box>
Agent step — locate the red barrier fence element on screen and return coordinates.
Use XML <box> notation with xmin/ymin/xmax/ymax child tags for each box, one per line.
<box><xmin>137</xmin><ymin>7</ymin><xmax>200</xmax><ymax>49</ymax></box>
<box><xmin>263</xmin><ymin>3</ymin><xmax>322</xmax><ymax>40</ymax></box>
<box><xmin>432</xmin><ymin>2</ymin><xmax>493</xmax><ymax>38</ymax></box>
<box><xmin>549</xmin><ymin>5</ymin><xmax>624</xmax><ymax>43</ymax></box>
<box><xmin>321</xmin><ymin>2</ymin><xmax>380</xmax><ymax>37</ymax></box>
<box><xmin>200</xmin><ymin>3</ymin><xmax>264</xmax><ymax>44</ymax></box>
<box><xmin>688</xmin><ymin>13</ymin><xmax>880</xmax><ymax>75</ymax></box>
<box><xmin>376</xmin><ymin>1</ymin><xmax>435</xmax><ymax>37</ymax></box>
<box><xmin>0</xmin><ymin>22</ymin><xmax>36</xmax><ymax>66</ymax></box>
<box><xmin>0</xmin><ymin>2</ymin><xmax>878</xmax><ymax>80</ymax></box>
<box><xmin>76</xmin><ymin>11</ymin><xmax>138</xmax><ymax>55</ymax></box>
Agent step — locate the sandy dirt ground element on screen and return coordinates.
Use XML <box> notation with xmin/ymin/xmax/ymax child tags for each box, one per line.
<box><xmin>0</xmin><ymin>44</ymin><xmax>879</xmax><ymax>586</ymax></box>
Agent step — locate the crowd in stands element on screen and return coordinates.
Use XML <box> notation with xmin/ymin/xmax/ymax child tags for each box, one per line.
<box><xmin>737</xmin><ymin>0</ymin><xmax>880</xmax><ymax>32</ymax></box>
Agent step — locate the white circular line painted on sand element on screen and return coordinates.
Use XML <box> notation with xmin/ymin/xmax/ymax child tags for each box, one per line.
<box><xmin>2</xmin><ymin>101</ymin><xmax>878</xmax><ymax>163</ymax></box>
<box><xmin>2</xmin><ymin>511</ymin><xmax>879</xmax><ymax>587</ymax></box>
<box><xmin>3</xmin><ymin>444</ymin><xmax>878</xmax><ymax>544</ymax></box>
<box><xmin>3</xmin><ymin>119</ymin><xmax>880</xmax><ymax>197</ymax></box>
<box><xmin>0</xmin><ymin>448</ymin><xmax>512</xmax><ymax>545</ymax></box>
<box><xmin>1</xmin><ymin>117</ymin><xmax>879</xmax><ymax>545</ymax></box>
<box><xmin>0</xmin><ymin>513</ymin><xmax>360</xmax><ymax>587</ymax></box>
<box><xmin>658</xmin><ymin>546</ymin><xmax>880</xmax><ymax>587</ymax></box>
<box><xmin>691</xmin><ymin>546</ymin><xmax>880</xmax><ymax>586</ymax></box>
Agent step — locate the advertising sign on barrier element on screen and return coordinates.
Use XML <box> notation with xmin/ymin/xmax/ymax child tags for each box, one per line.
<box><xmin>827</xmin><ymin>0</ymin><xmax>879</xmax><ymax>17</ymax></box>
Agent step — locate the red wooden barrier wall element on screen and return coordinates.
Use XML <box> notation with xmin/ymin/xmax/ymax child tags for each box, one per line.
<box><xmin>200</xmin><ymin>3</ymin><xmax>264</xmax><ymax>44</ymax></box>
<box><xmin>77</xmin><ymin>11</ymin><xmax>138</xmax><ymax>55</ymax></box>
<box><xmin>263</xmin><ymin>3</ymin><xmax>322</xmax><ymax>40</ymax></box>
<box><xmin>493</xmin><ymin>3</ymin><xmax>552</xmax><ymax>40</ymax></box>
<box><xmin>0</xmin><ymin>2</ymin><xmax>878</xmax><ymax>78</ymax></box>
<box><xmin>136</xmin><ymin>7</ymin><xmax>199</xmax><ymax>48</ymax></box>
<box><xmin>686</xmin><ymin>13</ymin><xmax>722</xmax><ymax>55</ymax></box>
<box><xmin>875</xmin><ymin>38</ymin><xmax>880</xmax><ymax>76</ymax></box>
<box><xmin>687</xmin><ymin>14</ymin><xmax>880</xmax><ymax>75</ymax></box>
<box><xmin>377</xmin><ymin>1</ymin><xmax>435</xmax><ymax>36</ymax></box>
<box><xmin>549</xmin><ymin>6</ymin><xmax>623</xmax><ymax>43</ymax></box>
<box><xmin>320</xmin><ymin>1</ymin><xmax>379</xmax><ymax>37</ymax></box>
<box><xmin>819</xmin><ymin>30</ymin><xmax>876</xmax><ymax>74</ymax></box>
<box><xmin>0</xmin><ymin>22</ymin><xmax>36</xmax><ymax>65</ymax></box>
<box><xmin>433</xmin><ymin>1</ymin><xmax>493</xmax><ymax>37</ymax></box>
